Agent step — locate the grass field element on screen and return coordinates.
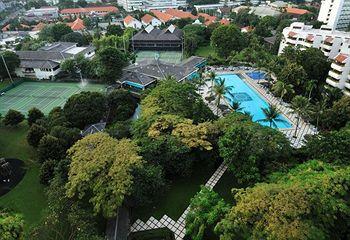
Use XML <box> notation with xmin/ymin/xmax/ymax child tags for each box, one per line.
<box><xmin>136</xmin><ymin>51</ymin><xmax>183</xmax><ymax>64</ymax></box>
<box><xmin>0</xmin><ymin>82</ymin><xmax>105</xmax><ymax>115</ymax></box>
<box><xmin>195</xmin><ymin>45</ymin><xmax>217</xmax><ymax>58</ymax></box>
<box><xmin>0</xmin><ymin>122</ymin><xmax>47</xmax><ymax>233</ymax></box>
<box><xmin>131</xmin><ymin>162</ymin><xmax>216</xmax><ymax>222</ymax></box>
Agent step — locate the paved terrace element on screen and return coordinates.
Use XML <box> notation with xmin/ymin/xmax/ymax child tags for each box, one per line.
<box><xmin>129</xmin><ymin>70</ymin><xmax>317</xmax><ymax>239</ymax></box>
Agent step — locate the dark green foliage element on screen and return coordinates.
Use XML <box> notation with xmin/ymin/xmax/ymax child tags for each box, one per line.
<box><xmin>211</xmin><ymin>24</ymin><xmax>247</xmax><ymax>58</ymax></box>
<box><xmin>60</xmin><ymin>32</ymin><xmax>87</xmax><ymax>46</ymax></box>
<box><xmin>37</xmin><ymin>135</ymin><xmax>65</xmax><ymax>163</ymax></box>
<box><xmin>0</xmin><ymin>209</ymin><xmax>24</xmax><ymax>240</ymax></box>
<box><xmin>129</xmin><ymin>164</ymin><xmax>166</xmax><ymax>207</ymax></box>
<box><xmin>106</xmin><ymin>25</ymin><xmax>124</xmax><ymax>36</ymax></box>
<box><xmin>50</xmin><ymin>126</ymin><xmax>81</xmax><ymax>150</ymax></box>
<box><xmin>27</xmin><ymin>124</ymin><xmax>46</xmax><ymax>148</ymax></box>
<box><xmin>46</xmin><ymin>107</ymin><xmax>69</xmax><ymax>130</ymax></box>
<box><xmin>2</xmin><ymin>109</ymin><xmax>24</xmax><ymax>126</ymax></box>
<box><xmin>106</xmin><ymin>120</ymin><xmax>131</xmax><ymax>139</ymax></box>
<box><xmin>39</xmin><ymin>159</ymin><xmax>56</xmax><ymax>185</ymax></box>
<box><xmin>39</xmin><ymin>23</ymin><xmax>73</xmax><ymax>42</ymax></box>
<box><xmin>63</xmin><ymin>92</ymin><xmax>107</xmax><ymax>129</ymax></box>
<box><xmin>27</xmin><ymin>107</ymin><xmax>44</xmax><ymax>126</ymax></box>
<box><xmin>106</xmin><ymin>90</ymin><xmax>138</xmax><ymax>123</ymax></box>
<box><xmin>0</xmin><ymin>51</ymin><xmax>20</xmax><ymax>79</ymax></box>
<box><xmin>302</xmin><ymin>129</ymin><xmax>350</xmax><ymax>165</ymax></box>
<box><xmin>97</xmin><ymin>47</ymin><xmax>128</xmax><ymax>83</ymax></box>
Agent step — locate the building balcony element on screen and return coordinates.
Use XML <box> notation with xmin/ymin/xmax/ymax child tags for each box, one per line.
<box><xmin>344</xmin><ymin>88</ymin><xmax>350</xmax><ymax>96</ymax></box>
<box><xmin>286</xmin><ymin>38</ymin><xmax>296</xmax><ymax>45</ymax></box>
<box><xmin>345</xmin><ymin>81</ymin><xmax>350</xmax><ymax>90</ymax></box>
<box><xmin>326</xmin><ymin>77</ymin><xmax>339</xmax><ymax>88</ymax></box>
<box><xmin>322</xmin><ymin>44</ymin><xmax>332</xmax><ymax>51</ymax></box>
<box><xmin>328</xmin><ymin>70</ymin><xmax>342</xmax><ymax>80</ymax></box>
<box><xmin>300</xmin><ymin>41</ymin><xmax>312</xmax><ymax>48</ymax></box>
<box><xmin>331</xmin><ymin>62</ymin><xmax>345</xmax><ymax>72</ymax></box>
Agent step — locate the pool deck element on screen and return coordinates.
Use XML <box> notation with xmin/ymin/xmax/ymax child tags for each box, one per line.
<box><xmin>200</xmin><ymin>70</ymin><xmax>318</xmax><ymax>149</ymax></box>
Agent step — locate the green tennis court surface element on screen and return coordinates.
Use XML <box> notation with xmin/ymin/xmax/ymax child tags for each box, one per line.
<box><xmin>0</xmin><ymin>82</ymin><xmax>105</xmax><ymax>115</ymax></box>
<box><xmin>136</xmin><ymin>51</ymin><xmax>183</xmax><ymax>64</ymax></box>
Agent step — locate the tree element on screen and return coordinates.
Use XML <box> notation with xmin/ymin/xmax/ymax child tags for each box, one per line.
<box><xmin>106</xmin><ymin>120</ymin><xmax>132</xmax><ymax>139</ymax></box>
<box><xmin>106</xmin><ymin>90</ymin><xmax>138</xmax><ymax>123</ymax></box>
<box><xmin>106</xmin><ymin>25</ymin><xmax>124</xmax><ymax>36</ymax></box>
<box><xmin>60</xmin><ymin>32</ymin><xmax>86</xmax><ymax>46</ymax></box>
<box><xmin>258</xmin><ymin>105</ymin><xmax>285</xmax><ymax>128</ymax></box>
<box><xmin>0</xmin><ymin>210</ymin><xmax>24</xmax><ymax>240</ymax></box>
<box><xmin>210</xmin><ymin>78</ymin><xmax>232</xmax><ymax>115</ymax></box>
<box><xmin>302</xmin><ymin>129</ymin><xmax>350</xmax><ymax>165</ymax></box>
<box><xmin>289</xmin><ymin>96</ymin><xmax>311</xmax><ymax>137</ymax></box>
<box><xmin>277</xmin><ymin>63</ymin><xmax>307</xmax><ymax>95</ymax></box>
<box><xmin>27</xmin><ymin>124</ymin><xmax>46</xmax><ymax>147</ymax></box>
<box><xmin>50</xmin><ymin>126</ymin><xmax>81</xmax><ymax>150</ymax></box>
<box><xmin>27</xmin><ymin>107</ymin><xmax>44</xmax><ymax>126</ymax></box>
<box><xmin>2</xmin><ymin>110</ymin><xmax>24</xmax><ymax>126</ymax></box>
<box><xmin>39</xmin><ymin>159</ymin><xmax>56</xmax><ymax>185</ymax></box>
<box><xmin>66</xmin><ymin>133</ymin><xmax>143</xmax><ymax>217</ymax></box>
<box><xmin>186</xmin><ymin>186</ymin><xmax>230</xmax><ymax>240</ymax></box>
<box><xmin>215</xmin><ymin>161</ymin><xmax>350</xmax><ymax>240</ymax></box>
<box><xmin>96</xmin><ymin>47</ymin><xmax>128</xmax><ymax>83</ymax></box>
<box><xmin>37</xmin><ymin>135</ymin><xmax>65</xmax><ymax>163</ymax></box>
<box><xmin>325</xmin><ymin>96</ymin><xmax>350</xmax><ymax>130</ymax></box>
<box><xmin>39</xmin><ymin>23</ymin><xmax>73</xmax><ymax>42</ymax></box>
<box><xmin>272</xmin><ymin>81</ymin><xmax>295</xmax><ymax>101</ymax></box>
<box><xmin>0</xmin><ymin>51</ymin><xmax>20</xmax><ymax>80</ymax></box>
<box><xmin>63</xmin><ymin>91</ymin><xmax>107</xmax><ymax>129</ymax></box>
<box><xmin>211</xmin><ymin>24</ymin><xmax>247</xmax><ymax>58</ymax></box>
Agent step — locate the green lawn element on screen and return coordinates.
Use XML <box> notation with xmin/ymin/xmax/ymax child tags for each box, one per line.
<box><xmin>131</xmin><ymin>162</ymin><xmax>217</xmax><ymax>222</ymax></box>
<box><xmin>195</xmin><ymin>45</ymin><xmax>217</xmax><ymax>58</ymax></box>
<box><xmin>0</xmin><ymin>122</ymin><xmax>47</xmax><ymax>233</ymax></box>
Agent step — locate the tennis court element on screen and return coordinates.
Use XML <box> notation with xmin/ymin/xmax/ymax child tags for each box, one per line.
<box><xmin>0</xmin><ymin>82</ymin><xmax>105</xmax><ymax>115</ymax></box>
<box><xmin>136</xmin><ymin>51</ymin><xmax>183</xmax><ymax>64</ymax></box>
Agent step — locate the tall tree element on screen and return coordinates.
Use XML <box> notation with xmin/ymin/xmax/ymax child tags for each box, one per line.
<box><xmin>272</xmin><ymin>81</ymin><xmax>295</xmax><ymax>101</ymax></box>
<box><xmin>289</xmin><ymin>96</ymin><xmax>311</xmax><ymax>137</ymax></box>
<box><xmin>210</xmin><ymin>78</ymin><xmax>233</xmax><ymax>115</ymax></box>
<box><xmin>66</xmin><ymin>133</ymin><xmax>143</xmax><ymax>217</ymax></box>
<box><xmin>0</xmin><ymin>51</ymin><xmax>20</xmax><ymax>80</ymax></box>
<box><xmin>258</xmin><ymin>105</ymin><xmax>285</xmax><ymax>128</ymax></box>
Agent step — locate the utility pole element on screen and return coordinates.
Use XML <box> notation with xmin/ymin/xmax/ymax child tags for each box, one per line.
<box><xmin>1</xmin><ymin>54</ymin><xmax>14</xmax><ymax>83</ymax></box>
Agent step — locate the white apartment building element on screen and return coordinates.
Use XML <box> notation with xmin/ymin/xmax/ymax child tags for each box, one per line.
<box><xmin>25</xmin><ymin>6</ymin><xmax>59</xmax><ymax>19</ymax></box>
<box><xmin>117</xmin><ymin>0</ymin><xmax>143</xmax><ymax>11</ymax></box>
<box><xmin>318</xmin><ymin>0</ymin><xmax>350</xmax><ymax>30</ymax></box>
<box><xmin>279</xmin><ymin>22</ymin><xmax>350</xmax><ymax>94</ymax></box>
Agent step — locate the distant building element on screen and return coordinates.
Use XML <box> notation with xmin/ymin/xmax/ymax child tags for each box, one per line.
<box><xmin>285</xmin><ymin>7</ymin><xmax>310</xmax><ymax>18</ymax></box>
<box><xmin>119</xmin><ymin>56</ymin><xmax>206</xmax><ymax>91</ymax></box>
<box><xmin>150</xmin><ymin>10</ymin><xmax>174</xmax><ymax>23</ymax></box>
<box><xmin>66</xmin><ymin>18</ymin><xmax>86</xmax><ymax>31</ymax></box>
<box><xmin>317</xmin><ymin>0</ymin><xmax>350</xmax><ymax>30</ymax></box>
<box><xmin>25</xmin><ymin>6</ymin><xmax>59</xmax><ymax>19</ymax></box>
<box><xmin>60</xmin><ymin>6</ymin><xmax>119</xmax><ymax>17</ymax></box>
<box><xmin>131</xmin><ymin>25</ymin><xmax>183</xmax><ymax>51</ymax></box>
<box><xmin>269</xmin><ymin>1</ymin><xmax>288</xmax><ymax>10</ymax></box>
<box><xmin>141</xmin><ymin>14</ymin><xmax>162</xmax><ymax>27</ymax></box>
<box><xmin>117</xmin><ymin>0</ymin><xmax>187</xmax><ymax>11</ymax></box>
<box><xmin>117</xmin><ymin>0</ymin><xmax>143</xmax><ymax>12</ymax></box>
<box><xmin>81</xmin><ymin>122</ymin><xmax>106</xmax><ymax>137</ymax></box>
<box><xmin>15</xmin><ymin>42</ymin><xmax>95</xmax><ymax>80</ymax></box>
<box><xmin>278</xmin><ymin>22</ymin><xmax>350</xmax><ymax>94</ymax></box>
<box><xmin>124</xmin><ymin>15</ymin><xmax>142</xmax><ymax>29</ymax></box>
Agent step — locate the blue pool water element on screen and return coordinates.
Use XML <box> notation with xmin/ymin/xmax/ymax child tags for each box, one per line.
<box><xmin>219</xmin><ymin>74</ymin><xmax>292</xmax><ymax>129</ymax></box>
<box><xmin>246</xmin><ymin>71</ymin><xmax>266</xmax><ymax>80</ymax></box>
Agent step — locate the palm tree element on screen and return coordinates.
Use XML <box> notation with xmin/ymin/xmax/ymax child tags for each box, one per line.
<box><xmin>258</xmin><ymin>104</ymin><xmax>286</xmax><ymax>128</ymax></box>
<box><xmin>289</xmin><ymin>96</ymin><xmax>311</xmax><ymax>138</ymax></box>
<box><xmin>208</xmin><ymin>71</ymin><xmax>216</xmax><ymax>89</ymax></box>
<box><xmin>305</xmin><ymin>79</ymin><xmax>317</xmax><ymax>100</ymax></box>
<box><xmin>311</xmin><ymin>99</ymin><xmax>327</xmax><ymax>129</ymax></box>
<box><xmin>210</xmin><ymin>77</ymin><xmax>233</xmax><ymax>115</ymax></box>
<box><xmin>272</xmin><ymin>81</ymin><xmax>295</xmax><ymax>102</ymax></box>
<box><xmin>230</xmin><ymin>101</ymin><xmax>242</xmax><ymax>111</ymax></box>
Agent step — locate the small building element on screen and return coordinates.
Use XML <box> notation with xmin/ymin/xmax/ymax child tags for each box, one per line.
<box><xmin>25</xmin><ymin>6</ymin><xmax>59</xmax><ymax>20</ymax></box>
<box><xmin>269</xmin><ymin>1</ymin><xmax>288</xmax><ymax>10</ymax></box>
<box><xmin>15</xmin><ymin>42</ymin><xmax>95</xmax><ymax>80</ymax></box>
<box><xmin>150</xmin><ymin>10</ymin><xmax>174</xmax><ymax>23</ymax></box>
<box><xmin>124</xmin><ymin>15</ymin><xmax>142</xmax><ymax>29</ymax></box>
<box><xmin>60</xmin><ymin>6</ymin><xmax>119</xmax><ymax>17</ymax></box>
<box><xmin>131</xmin><ymin>25</ymin><xmax>183</xmax><ymax>51</ymax></box>
<box><xmin>67</xmin><ymin>18</ymin><xmax>86</xmax><ymax>31</ymax></box>
<box><xmin>81</xmin><ymin>122</ymin><xmax>106</xmax><ymax>137</ymax></box>
<box><xmin>119</xmin><ymin>56</ymin><xmax>206</xmax><ymax>91</ymax></box>
<box><xmin>217</xmin><ymin>6</ymin><xmax>232</xmax><ymax>16</ymax></box>
<box><xmin>285</xmin><ymin>7</ymin><xmax>310</xmax><ymax>18</ymax></box>
<box><xmin>141</xmin><ymin>14</ymin><xmax>162</xmax><ymax>27</ymax></box>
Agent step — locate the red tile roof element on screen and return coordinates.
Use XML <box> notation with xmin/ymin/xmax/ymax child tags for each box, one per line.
<box><xmin>150</xmin><ymin>10</ymin><xmax>173</xmax><ymax>23</ymax></box>
<box><xmin>335</xmin><ymin>53</ymin><xmax>348</xmax><ymax>63</ymax></box>
<box><xmin>165</xmin><ymin>8</ymin><xmax>197</xmax><ymax>20</ymax></box>
<box><xmin>2</xmin><ymin>24</ymin><xmax>30</xmax><ymax>32</ymax></box>
<box><xmin>60</xmin><ymin>6</ymin><xmax>118</xmax><ymax>15</ymax></box>
<box><xmin>306</xmin><ymin>34</ymin><xmax>314</xmax><ymax>42</ymax></box>
<box><xmin>141</xmin><ymin>14</ymin><xmax>156</xmax><ymax>24</ymax></box>
<box><xmin>124</xmin><ymin>15</ymin><xmax>135</xmax><ymax>25</ymax></box>
<box><xmin>66</xmin><ymin>18</ymin><xmax>85</xmax><ymax>31</ymax></box>
<box><xmin>32</xmin><ymin>22</ymin><xmax>46</xmax><ymax>31</ymax></box>
<box><xmin>220</xmin><ymin>18</ymin><xmax>230</xmax><ymax>25</ymax></box>
<box><xmin>286</xmin><ymin>7</ymin><xmax>310</xmax><ymax>15</ymax></box>
<box><xmin>324</xmin><ymin>36</ymin><xmax>334</xmax><ymax>44</ymax></box>
<box><xmin>288</xmin><ymin>31</ymin><xmax>298</xmax><ymax>38</ymax></box>
<box><xmin>241</xmin><ymin>26</ymin><xmax>254</xmax><ymax>32</ymax></box>
<box><xmin>198</xmin><ymin>13</ymin><xmax>216</xmax><ymax>22</ymax></box>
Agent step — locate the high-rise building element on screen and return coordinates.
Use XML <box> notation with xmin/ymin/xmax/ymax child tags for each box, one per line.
<box><xmin>117</xmin><ymin>0</ymin><xmax>187</xmax><ymax>12</ymax></box>
<box><xmin>317</xmin><ymin>0</ymin><xmax>350</xmax><ymax>30</ymax></box>
<box><xmin>279</xmin><ymin>22</ymin><xmax>350</xmax><ymax>95</ymax></box>
<box><xmin>117</xmin><ymin>0</ymin><xmax>143</xmax><ymax>12</ymax></box>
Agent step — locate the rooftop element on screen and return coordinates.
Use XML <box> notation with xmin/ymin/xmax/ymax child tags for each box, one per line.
<box><xmin>132</xmin><ymin>25</ymin><xmax>183</xmax><ymax>42</ymax></box>
<box><xmin>60</xmin><ymin>6</ymin><xmax>118</xmax><ymax>15</ymax></box>
<box><xmin>285</xmin><ymin>7</ymin><xmax>310</xmax><ymax>15</ymax></box>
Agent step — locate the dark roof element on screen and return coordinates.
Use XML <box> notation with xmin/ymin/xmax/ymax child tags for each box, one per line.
<box><xmin>16</xmin><ymin>51</ymin><xmax>71</xmax><ymax>68</ymax></box>
<box><xmin>120</xmin><ymin>71</ymin><xmax>156</xmax><ymax>87</ymax></box>
<box><xmin>81</xmin><ymin>122</ymin><xmax>106</xmax><ymax>137</ymax></box>
<box><xmin>263</xmin><ymin>35</ymin><xmax>277</xmax><ymax>45</ymax></box>
<box><xmin>180</xmin><ymin>56</ymin><xmax>206</xmax><ymax>69</ymax></box>
<box><xmin>132</xmin><ymin>26</ymin><xmax>183</xmax><ymax>42</ymax></box>
<box><xmin>20</xmin><ymin>60</ymin><xmax>60</xmax><ymax>69</ymax></box>
<box><xmin>39</xmin><ymin>42</ymin><xmax>77</xmax><ymax>52</ymax></box>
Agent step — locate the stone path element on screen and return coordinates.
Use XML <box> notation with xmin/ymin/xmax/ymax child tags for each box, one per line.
<box><xmin>129</xmin><ymin>162</ymin><xmax>229</xmax><ymax>240</ymax></box>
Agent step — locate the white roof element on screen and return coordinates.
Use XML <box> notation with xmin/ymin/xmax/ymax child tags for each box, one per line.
<box><xmin>65</xmin><ymin>47</ymin><xmax>87</xmax><ymax>55</ymax></box>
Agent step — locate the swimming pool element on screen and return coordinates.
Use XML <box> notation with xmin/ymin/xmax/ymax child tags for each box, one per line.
<box><xmin>218</xmin><ymin>74</ymin><xmax>292</xmax><ymax>129</ymax></box>
<box><xmin>246</xmin><ymin>71</ymin><xmax>266</xmax><ymax>80</ymax></box>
